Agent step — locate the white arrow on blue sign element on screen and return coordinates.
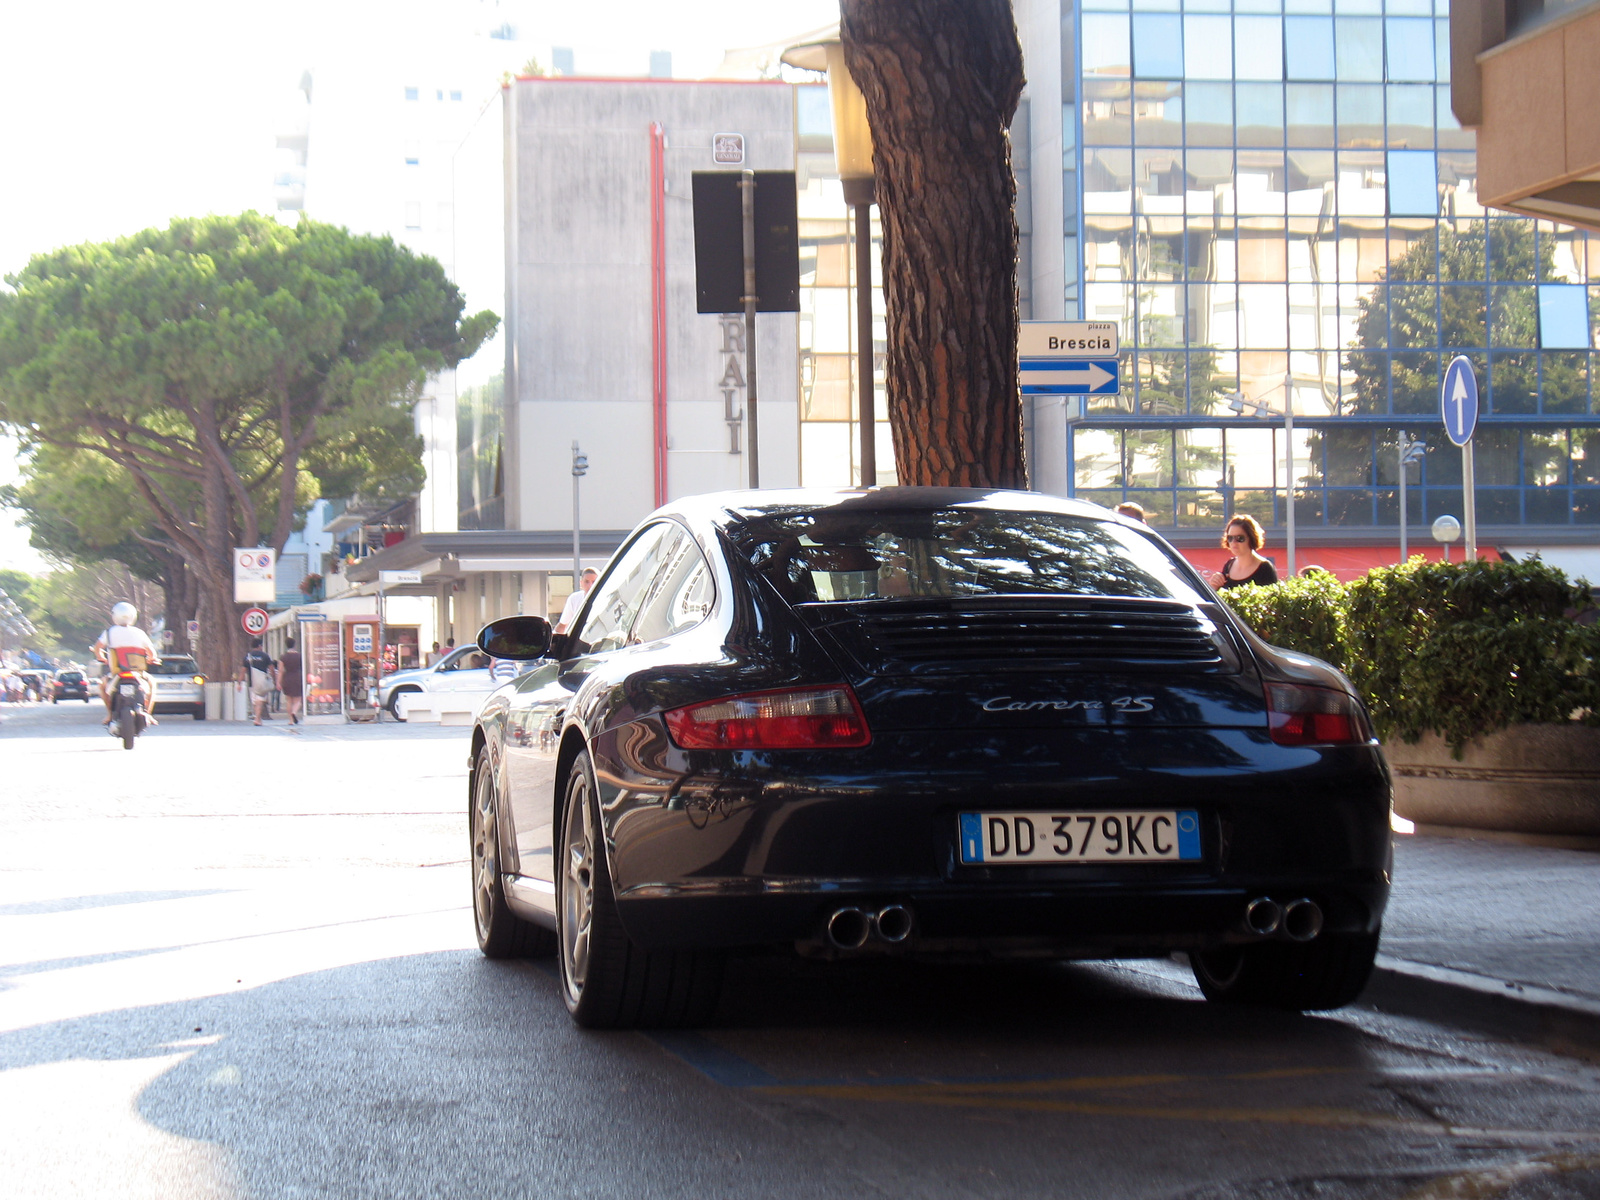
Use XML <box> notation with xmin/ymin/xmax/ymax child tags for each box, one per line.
<box><xmin>1441</xmin><ymin>355</ymin><xmax>1478</xmax><ymax>447</ymax></box>
<box><xmin>1020</xmin><ymin>358</ymin><xmax>1119</xmax><ymax>395</ymax></box>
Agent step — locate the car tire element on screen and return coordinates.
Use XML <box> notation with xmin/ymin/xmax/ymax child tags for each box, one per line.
<box><xmin>470</xmin><ymin>747</ymin><xmax>555</xmax><ymax>959</ymax></box>
<box><xmin>556</xmin><ymin>749</ymin><xmax>723</xmax><ymax>1030</ymax></box>
<box><xmin>192</xmin><ymin>705</ymin><xmax>205</xmax><ymax>721</ymax></box>
<box><xmin>1191</xmin><ymin>929</ymin><xmax>1381</xmax><ymax>1011</ymax></box>
<box><xmin>387</xmin><ymin>688</ymin><xmax>418</xmax><ymax>722</ymax></box>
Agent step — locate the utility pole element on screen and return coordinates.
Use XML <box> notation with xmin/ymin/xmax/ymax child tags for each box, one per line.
<box><xmin>739</xmin><ymin>169</ymin><xmax>760</xmax><ymax>488</ymax></box>
<box><xmin>571</xmin><ymin>441</ymin><xmax>588</xmax><ymax>588</ymax></box>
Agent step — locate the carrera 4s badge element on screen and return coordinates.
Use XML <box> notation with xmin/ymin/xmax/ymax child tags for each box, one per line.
<box><xmin>979</xmin><ymin>695</ymin><xmax>1155</xmax><ymax>714</ymax></box>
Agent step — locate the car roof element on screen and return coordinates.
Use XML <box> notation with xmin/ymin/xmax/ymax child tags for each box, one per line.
<box><xmin>652</xmin><ymin>487</ymin><xmax>1126</xmax><ymax>536</ymax></box>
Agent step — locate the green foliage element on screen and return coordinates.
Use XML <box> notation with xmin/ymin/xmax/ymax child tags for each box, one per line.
<box><xmin>1217</xmin><ymin>573</ymin><xmax>1350</xmax><ymax>673</ymax></box>
<box><xmin>1344</xmin><ymin>557</ymin><xmax>1600</xmax><ymax>752</ymax></box>
<box><xmin>0</xmin><ymin>212</ymin><xmax>496</xmax><ymax>673</ymax></box>
<box><xmin>1220</xmin><ymin>557</ymin><xmax>1600</xmax><ymax>755</ymax></box>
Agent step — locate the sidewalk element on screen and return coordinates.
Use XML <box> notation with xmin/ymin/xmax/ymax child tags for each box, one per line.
<box><xmin>1367</xmin><ymin>832</ymin><xmax>1600</xmax><ymax>1054</ymax></box>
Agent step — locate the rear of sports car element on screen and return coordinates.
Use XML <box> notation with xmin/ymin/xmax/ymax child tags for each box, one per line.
<box><xmin>602</xmin><ymin>496</ymin><xmax>1391</xmax><ymax>1009</ymax></box>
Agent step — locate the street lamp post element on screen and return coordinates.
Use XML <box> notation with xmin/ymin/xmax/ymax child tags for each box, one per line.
<box><xmin>1397</xmin><ymin>431</ymin><xmax>1425</xmax><ymax>562</ymax></box>
<box><xmin>1282</xmin><ymin>372</ymin><xmax>1296</xmax><ymax>577</ymax></box>
<box><xmin>783</xmin><ymin>34</ymin><xmax>878</xmax><ymax>487</ymax></box>
<box><xmin>571</xmin><ymin>441</ymin><xmax>588</xmax><ymax>589</ymax></box>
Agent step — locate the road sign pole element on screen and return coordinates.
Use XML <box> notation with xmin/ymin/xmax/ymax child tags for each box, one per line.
<box><xmin>739</xmin><ymin>169</ymin><xmax>760</xmax><ymax>489</ymax></box>
<box><xmin>1462</xmin><ymin>442</ymin><xmax>1477</xmax><ymax>561</ymax></box>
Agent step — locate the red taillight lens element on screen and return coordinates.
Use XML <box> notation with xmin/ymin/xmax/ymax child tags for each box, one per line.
<box><xmin>664</xmin><ymin>685</ymin><xmax>871</xmax><ymax>750</ymax></box>
<box><xmin>1266</xmin><ymin>683</ymin><xmax>1367</xmax><ymax>746</ymax></box>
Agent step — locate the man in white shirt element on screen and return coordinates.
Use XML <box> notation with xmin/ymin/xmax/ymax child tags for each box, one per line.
<box><xmin>556</xmin><ymin>569</ymin><xmax>598</xmax><ymax>635</ymax></box>
<box><xmin>91</xmin><ymin>601</ymin><xmax>160</xmax><ymax>723</ymax></box>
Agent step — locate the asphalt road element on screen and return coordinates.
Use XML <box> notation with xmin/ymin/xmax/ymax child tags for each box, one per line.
<box><xmin>4</xmin><ymin>701</ymin><xmax>1600</xmax><ymax>1200</ymax></box>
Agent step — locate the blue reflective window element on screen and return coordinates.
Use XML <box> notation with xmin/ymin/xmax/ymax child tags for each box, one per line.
<box><xmin>1387</xmin><ymin>84</ymin><xmax>1436</xmax><ymax>145</ymax></box>
<box><xmin>1237</xmin><ymin>84</ymin><xmax>1286</xmax><ymax>144</ymax></box>
<box><xmin>1234</xmin><ymin>17</ymin><xmax>1283</xmax><ymax>80</ymax></box>
<box><xmin>1286</xmin><ymin>83</ymin><xmax>1335</xmax><ymax>144</ymax></box>
<box><xmin>1183</xmin><ymin>15</ymin><xmax>1232</xmax><ymax>79</ymax></box>
<box><xmin>1387</xmin><ymin>151</ymin><xmax>1438</xmax><ymax>216</ymax></box>
<box><xmin>1335</xmin><ymin>18</ymin><xmax>1384</xmax><ymax>81</ymax></box>
<box><xmin>1083</xmin><ymin>13</ymin><xmax>1132</xmax><ymax>75</ymax></box>
<box><xmin>1538</xmin><ymin>285</ymin><xmax>1591</xmax><ymax>350</ymax></box>
<box><xmin>403</xmin><ymin>86</ymin><xmax>419</xmax><ymax>100</ymax></box>
<box><xmin>1386</xmin><ymin>18</ymin><xmax>1435</xmax><ymax>82</ymax></box>
<box><xmin>1435</xmin><ymin>18</ymin><xmax>1451</xmax><ymax>81</ymax></box>
<box><xmin>1284</xmin><ymin>17</ymin><xmax>1336</xmax><ymax>79</ymax></box>
<box><xmin>1133</xmin><ymin>14</ymin><xmax>1184</xmax><ymax>78</ymax></box>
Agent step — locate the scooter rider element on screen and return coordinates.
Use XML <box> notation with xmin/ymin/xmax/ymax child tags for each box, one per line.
<box><xmin>92</xmin><ymin>602</ymin><xmax>161</xmax><ymax>725</ymax></box>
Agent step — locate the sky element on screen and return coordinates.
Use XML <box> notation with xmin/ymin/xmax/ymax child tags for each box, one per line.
<box><xmin>0</xmin><ymin>0</ymin><xmax>840</xmax><ymax>574</ymax></box>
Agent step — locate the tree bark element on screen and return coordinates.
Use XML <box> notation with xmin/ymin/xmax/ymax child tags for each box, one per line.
<box><xmin>841</xmin><ymin>0</ymin><xmax>1027</xmax><ymax>489</ymax></box>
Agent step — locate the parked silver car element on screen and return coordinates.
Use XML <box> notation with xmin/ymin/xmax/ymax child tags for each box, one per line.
<box><xmin>149</xmin><ymin>656</ymin><xmax>206</xmax><ymax>720</ymax></box>
<box><xmin>377</xmin><ymin>645</ymin><xmax>494</xmax><ymax>720</ymax></box>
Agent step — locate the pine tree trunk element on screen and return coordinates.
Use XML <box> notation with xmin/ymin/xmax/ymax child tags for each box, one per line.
<box><xmin>840</xmin><ymin>0</ymin><xmax>1027</xmax><ymax>489</ymax></box>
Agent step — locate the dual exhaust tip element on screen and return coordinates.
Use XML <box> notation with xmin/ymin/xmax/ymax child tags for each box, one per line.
<box><xmin>1245</xmin><ymin>896</ymin><xmax>1323</xmax><ymax>942</ymax></box>
<box><xmin>826</xmin><ymin>904</ymin><xmax>913</xmax><ymax>950</ymax></box>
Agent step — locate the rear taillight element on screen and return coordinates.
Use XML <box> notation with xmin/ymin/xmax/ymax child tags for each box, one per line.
<box><xmin>663</xmin><ymin>685</ymin><xmax>871</xmax><ymax>750</ymax></box>
<box><xmin>1266</xmin><ymin>683</ymin><xmax>1368</xmax><ymax>746</ymax></box>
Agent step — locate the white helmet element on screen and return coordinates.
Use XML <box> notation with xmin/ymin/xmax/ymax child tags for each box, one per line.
<box><xmin>111</xmin><ymin>602</ymin><xmax>137</xmax><ymax>627</ymax></box>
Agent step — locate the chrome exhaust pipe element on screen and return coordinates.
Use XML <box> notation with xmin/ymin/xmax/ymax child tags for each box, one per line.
<box><xmin>874</xmin><ymin>904</ymin><xmax>913</xmax><ymax>944</ymax></box>
<box><xmin>1282</xmin><ymin>898</ymin><xmax>1323</xmax><ymax>942</ymax></box>
<box><xmin>1244</xmin><ymin>896</ymin><xmax>1283</xmax><ymax>937</ymax></box>
<box><xmin>825</xmin><ymin>907</ymin><xmax>871</xmax><ymax>950</ymax></box>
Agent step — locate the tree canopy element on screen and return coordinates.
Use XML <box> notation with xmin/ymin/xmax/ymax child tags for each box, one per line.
<box><xmin>0</xmin><ymin>212</ymin><xmax>496</xmax><ymax>673</ymax></box>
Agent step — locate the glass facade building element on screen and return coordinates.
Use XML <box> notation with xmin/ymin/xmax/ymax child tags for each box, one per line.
<box><xmin>1048</xmin><ymin>0</ymin><xmax>1600</xmax><ymax>549</ymax></box>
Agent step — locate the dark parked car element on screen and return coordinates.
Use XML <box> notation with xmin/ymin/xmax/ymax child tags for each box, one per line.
<box><xmin>468</xmin><ymin>488</ymin><xmax>1392</xmax><ymax>1029</ymax></box>
<box><xmin>52</xmin><ymin>670</ymin><xmax>90</xmax><ymax>703</ymax></box>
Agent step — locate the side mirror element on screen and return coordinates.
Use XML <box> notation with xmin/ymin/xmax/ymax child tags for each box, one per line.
<box><xmin>476</xmin><ymin>615</ymin><xmax>553</xmax><ymax>661</ymax></box>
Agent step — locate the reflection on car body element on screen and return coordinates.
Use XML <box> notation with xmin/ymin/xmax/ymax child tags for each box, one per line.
<box><xmin>465</xmin><ymin>488</ymin><xmax>1392</xmax><ymax>1030</ymax></box>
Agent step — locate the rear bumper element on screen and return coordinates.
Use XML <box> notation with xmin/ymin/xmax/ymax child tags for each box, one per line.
<box><xmin>594</xmin><ymin>726</ymin><xmax>1393</xmax><ymax>953</ymax></box>
<box><xmin>615</xmin><ymin>874</ymin><xmax>1388</xmax><ymax>954</ymax></box>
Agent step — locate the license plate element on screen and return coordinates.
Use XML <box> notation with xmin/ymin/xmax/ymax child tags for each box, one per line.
<box><xmin>959</xmin><ymin>810</ymin><xmax>1201</xmax><ymax>864</ymax></box>
<box><xmin>118</xmin><ymin>684</ymin><xmax>137</xmax><ymax>696</ymax></box>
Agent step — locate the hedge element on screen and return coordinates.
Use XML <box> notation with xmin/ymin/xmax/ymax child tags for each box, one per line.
<box><xmin>1217</xmin><ymin>557</ymin><xmax>1600</xmax><ymax>754</ymax></box>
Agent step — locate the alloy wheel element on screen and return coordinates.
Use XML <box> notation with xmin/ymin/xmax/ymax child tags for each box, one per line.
<box><xmin>472</xmin><ymin>767</ymin><xmax>499</xmax><ymax>941</ymax></box>
<box><xmin>561</xmin><ymin>771</ymin><xmax>596</xmax><ymax>1003</ymax></box>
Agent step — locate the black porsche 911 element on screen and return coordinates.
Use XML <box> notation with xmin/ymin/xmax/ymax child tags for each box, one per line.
<box><xmin>468</xmin><ymin>488</ymin><xmax>1392</xmax><ymax>1029</ymax></box>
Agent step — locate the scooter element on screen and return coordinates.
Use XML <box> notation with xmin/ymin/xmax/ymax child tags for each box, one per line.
<box><xmin>106</xmin><ymin>649</ymin><xmax>151</xmax><ymax>750</ymax></box>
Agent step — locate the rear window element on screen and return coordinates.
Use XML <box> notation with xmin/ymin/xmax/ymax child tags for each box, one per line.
<box><xmin>150</xmin><ymin>657</ymin><xmax>199</xmax><ymax>676</ymax></box>
<box><xmin>735</xmin><ymin>508</ymin><xmax>1206</xmax><ymax>605</ymax></box>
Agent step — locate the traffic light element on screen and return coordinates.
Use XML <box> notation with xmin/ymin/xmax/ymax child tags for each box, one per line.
<box><xmin>572</xmin><ymin>445</ymin><xmax>588</xmax><ymax>477</ymax></box>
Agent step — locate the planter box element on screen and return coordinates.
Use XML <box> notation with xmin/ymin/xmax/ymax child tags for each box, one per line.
<box><xmin>1388</xmin><ymin>723</ymin><xmax>1600</xmax><ymax>839</ymax></box>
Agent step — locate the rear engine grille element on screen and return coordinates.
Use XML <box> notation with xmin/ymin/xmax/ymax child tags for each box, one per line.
<box><xmin>804</xmin><ymin>599</ymin><xmax>1227</xmax><ymax>671</ymax></box>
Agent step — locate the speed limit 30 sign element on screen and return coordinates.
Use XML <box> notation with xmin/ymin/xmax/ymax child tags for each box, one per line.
<box><xmin>241</xmin><ymin>607</ymin><xmax>270</xmax><ymax>636</ymax></box>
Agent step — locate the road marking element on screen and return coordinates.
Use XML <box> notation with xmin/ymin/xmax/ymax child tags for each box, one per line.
<box><xmin>1400</xmin><ymin>1151</ymin><xmax>1600</xmax><ymax>1198</ymax></box>
<box><xmin>647</xmin><ymin>1034</ymin><xmax>1600</xmax><ymax>1146</ymax></box>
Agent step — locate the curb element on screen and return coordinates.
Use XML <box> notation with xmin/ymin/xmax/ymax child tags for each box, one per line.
<box><xmin>1365</xmin><ymin>954</ymin><xmax>1600</xmax><ymax>1059</ymax></box>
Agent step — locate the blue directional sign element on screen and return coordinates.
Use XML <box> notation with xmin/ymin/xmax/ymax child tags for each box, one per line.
<box><xmin>1019</xmin><ymin>320</ymin><xmax>1121</xmax><ymax>397</ymax></box>
<box><xmin>1441</xmin><ymin>355</ymin><xmax>1478</xmax><ymax>447</ymax></box>
<box><xmin>1019</xmin><ymin>358</ymin><xmax>1120</xmax><ymax>396</ymax></box>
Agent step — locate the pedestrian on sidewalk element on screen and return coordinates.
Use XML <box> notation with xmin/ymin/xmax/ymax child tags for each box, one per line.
<box><xmin>557</xmin><ymin>569</ymin><xmax>598</xmax><ymax>634</ymax></box>
<box><xmin>276</xmin><ymin>637</ymin><xmax>304</xmax><ymax>726</ymax></box>
<box><xmin>244</xmin><ymin>638</ymin><xmax>275</xmax><ymax>726</ymax></box>
<box><xmin>424</xmin><ymin>641</ymin><xmax>442</xmax><ymax>667</ymax></box>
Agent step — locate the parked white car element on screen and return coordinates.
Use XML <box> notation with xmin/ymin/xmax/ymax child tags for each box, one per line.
<box><xmin>376</xmin><ymin>645</ymin><xmax>494</xmax><ymax>720</ymax></box>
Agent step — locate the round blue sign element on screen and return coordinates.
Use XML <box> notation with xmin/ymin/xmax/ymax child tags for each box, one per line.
<box><xmin>1441</xmin><ymin>355</ymin><xmax>1478</xmax><ymax>447</ymax></box>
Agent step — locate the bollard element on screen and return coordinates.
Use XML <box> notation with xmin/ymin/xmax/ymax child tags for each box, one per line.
<box><xmin>232</xmin><ymin>681</ymin><xmax>249</xmax><ymax>721</ymax></box>
<box><xmin>204</xmin><ymin>682</ymin><xmax>222</xmax><ymax>721</ymax></box>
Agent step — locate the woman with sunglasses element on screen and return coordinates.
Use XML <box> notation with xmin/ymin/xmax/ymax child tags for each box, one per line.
<box><xmin>1208</xmin><ymin>513</ymin><xmax>1278</xmax><ymax>589</ymax></box>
